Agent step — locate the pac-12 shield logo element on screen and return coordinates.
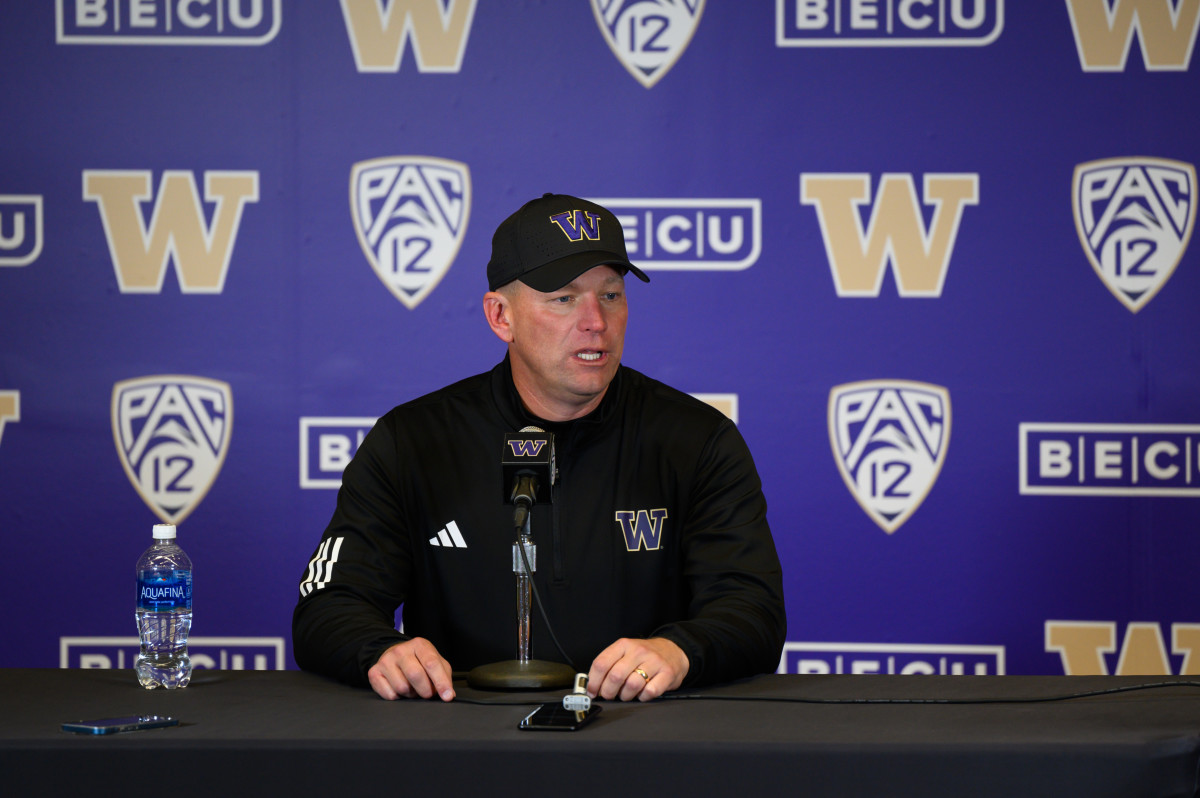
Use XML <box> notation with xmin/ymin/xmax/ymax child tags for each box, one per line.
<box><xmin>350</xmin><ymin>156</ymin><xmax>470</xmax><ymax>309</ymax></box>
<box><xmin>112</xmin><ymin>376</ymin><xmax>232</xmax><ymax>525</ymax></box>
<box><xmin>591</xmin><ymin>0</ymin><xmax>706</xmax><ymax>88</ymax></box>
<box><xmin>829</xmin><ymin>380</ymin><xmax>950</xmax><ymax>534</ymax></box>
<box><xmin>1073</xmin><ymin>157</ymin><xmax>1196</xmax><ymax>313</ymax></box>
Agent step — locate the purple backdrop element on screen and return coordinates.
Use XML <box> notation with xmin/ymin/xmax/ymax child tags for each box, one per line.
<box><xmin>1</xmin><ymin>1</ymin><xmax>1198</xmax><ymax>679</ymax></box>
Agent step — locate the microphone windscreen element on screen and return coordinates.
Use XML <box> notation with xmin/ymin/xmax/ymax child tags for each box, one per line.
<box><xmin>502</xmin><ymin>429</ymin><xmax>555</xmax><ymax>504</ymax></box>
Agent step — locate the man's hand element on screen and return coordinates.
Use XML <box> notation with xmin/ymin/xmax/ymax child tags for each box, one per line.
<box><xmin>367</xmin><ymin>637</ymin><xmax>455</xmax><ymax>702</ymax></box>
<box><xmin>588</xmin><ymin>637</ymin><xmax>689</xmax><ymax>702</ymax></box>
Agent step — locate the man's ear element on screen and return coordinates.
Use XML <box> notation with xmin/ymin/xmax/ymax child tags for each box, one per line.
<box><xmin>483</xmin><ymin>290</ymin><xmax>514</xmax><ymax>343</ymax></box>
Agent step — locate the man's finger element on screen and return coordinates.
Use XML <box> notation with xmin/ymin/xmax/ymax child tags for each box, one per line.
<box><xmin>620</xmin><ymin>665</ymin><xmax>651</xmax><ymax>701</ymax></box>
<box><xmin>416</xmin><ymin>648</ymin><xmax>456</xmax><ymax>701</ymax></box>
<box><xmin>367</xmin><ymin>666</ymin><xmax>401</xmax><ymax>700</ymax></box>
<box><xmin>367</xmin><ymin>638</ymin><xmax>455</xmax><ymax>701</ymax></box>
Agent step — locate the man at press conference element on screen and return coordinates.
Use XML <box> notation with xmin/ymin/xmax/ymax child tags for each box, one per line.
<box><xmin>292</xmin><ymin>193</ymin><xmax>785</xmax><ymax>702</ymax></box>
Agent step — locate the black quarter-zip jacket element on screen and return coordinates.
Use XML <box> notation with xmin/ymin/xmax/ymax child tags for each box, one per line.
<box><xmin>292</xmin><ymin>358</ymin><xmax>786</xmax><ymax>689</ymax></box>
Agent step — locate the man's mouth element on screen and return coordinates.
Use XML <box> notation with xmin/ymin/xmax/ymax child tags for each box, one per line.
<box><xmin>577</xmin><ymin>351</ymin><xmax>603</xmax><ymax>362</ymax></box>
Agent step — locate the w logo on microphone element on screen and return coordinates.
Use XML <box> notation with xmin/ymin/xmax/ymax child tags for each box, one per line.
<box><xmin>829</xmin><ymin>380</ymin><xmax>950</xmax><ymax>534</ymax></box>
<box><xmin>350</xmin><ymin>156</ymin><xmax>471</xmax><ymax>309</ymax></box>
<box><xmin>112</xmin><ymin>375</ymin><xmax>232</xmax><ymax>525</ymax></box>
<box><xmin>508</xmin><ymin>439</ymin><xmax>548</xmax><ymax>457</ymax></box>
<box><xmin>616</xmin><ymin>509</ymin><xmax>668</xmax><ymax>551</ymax></box>
<box><xmin>549</xmin><ymin>210</ymin><xmax>602</xmax><ymax>243</ymax></box>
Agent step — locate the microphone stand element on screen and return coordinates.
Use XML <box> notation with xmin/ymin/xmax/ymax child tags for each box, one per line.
<box><xmin>515</xmin><ymin>499</ymin><xmax>535</xmax><ymax>666</ymax></box>
<box><xmin>466</xmin><ymin>477</ymin><xmax>575</xmax><ymax>690</ymax></box>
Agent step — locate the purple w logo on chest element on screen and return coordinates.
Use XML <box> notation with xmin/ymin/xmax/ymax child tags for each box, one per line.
<box><xmin>615</xmin><ymin>509</ymin><xmax>668</xmax><ymax>551</ymax></box>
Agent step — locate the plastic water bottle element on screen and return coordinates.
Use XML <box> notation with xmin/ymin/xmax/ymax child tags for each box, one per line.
<box><xmin>135</xmin><ymin>523</ymin><xmax>193</xmax><ymax>689</ymax></box>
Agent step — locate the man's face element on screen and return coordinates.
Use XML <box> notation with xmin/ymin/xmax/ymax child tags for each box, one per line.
<box><xmin>502</xmin><ymin>264</ymin><xmax>629</xmax><ymax>422</ymax></box>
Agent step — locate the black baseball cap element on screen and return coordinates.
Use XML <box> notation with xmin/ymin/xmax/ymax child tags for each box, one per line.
<box><xmin>487</xmin><ymin>193</ymin><xmax>650</xmax><ymax>292</ymax></box>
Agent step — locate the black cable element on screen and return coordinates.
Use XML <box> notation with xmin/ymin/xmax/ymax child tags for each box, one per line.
<box><xmin>657</xmin><ymin>679</ymin><xmax>1200</xmax><ymax>705</ymax></box>
<box><xmin>501</xmin><ymin>505</ymin><xmax>1200</xmax><ymax>709</ymax></box>
<box><xmin>447</xmin><ymin>678</ymin><xmax>1200</xmax><ymax>706</ymax></box>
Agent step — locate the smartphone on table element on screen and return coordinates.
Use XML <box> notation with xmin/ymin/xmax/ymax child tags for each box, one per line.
<box><xmin>62</xmin><ymin>715</ymin><xmax>179</xmax><ymax>735</ymax></box>
<box><xmin>518</xmin><ymin>703</ymin><xmax>601</xmax><ymax>731</ymax></box>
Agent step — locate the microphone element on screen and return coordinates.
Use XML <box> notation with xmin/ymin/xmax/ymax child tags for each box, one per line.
<box><xmin>502</xmin><ymin>427</ymin><xmax>555</xmax><ymax>523</ymax></box>
<box><xmin>466</xmin><ymin>426</ymin><xmax>574</xmax><ymax>690</ymax></box>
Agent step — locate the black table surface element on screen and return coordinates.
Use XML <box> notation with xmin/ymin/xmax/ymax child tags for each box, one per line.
<box><xmin>2</xmin><ymin>668</ymin><xmax>1199</xmax><ymax>797</ymax></box>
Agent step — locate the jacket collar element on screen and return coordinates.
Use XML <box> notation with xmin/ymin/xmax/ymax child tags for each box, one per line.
<box><xmin>490</xmin><ymin>354</ymin><xmax>622</xmax><ymax>439</ymax></box>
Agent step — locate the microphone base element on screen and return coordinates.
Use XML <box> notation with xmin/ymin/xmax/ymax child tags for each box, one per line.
<box><xmin>466</xmin><ymin>659</ymin><xmax>576</xmax><ymax>690</ymax></box>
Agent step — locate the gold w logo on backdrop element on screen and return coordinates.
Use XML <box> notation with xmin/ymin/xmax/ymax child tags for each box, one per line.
<box><xmin>1046</xmin><ymin>621</ymin><xmax>1200</xmax><ymax>675</ymax></box>
<box><xmin>1065</xmin><ymin>0</ymin><xmax>1200</xmax><ymax>71</ymax></box>
<box><xmin>0</xmin><ymin>391</ymin><xmax>18</xmax><ymax>447</ymax></box>
<box><xmin>83</xmin><ymin>170</ymin><xmax>259</xmax><ymax>293</ymax></box>
<box><xmin>340</xmin><ymin>0</ymin><xmax>477</xmax><ymax>72</ymax></box>
<box><xmin>801</xmin><ymin>173</ymin><xmax>979</xmax><ymax>297</ymax></box>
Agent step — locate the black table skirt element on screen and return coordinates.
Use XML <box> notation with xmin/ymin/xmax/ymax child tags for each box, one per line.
<box><xmin>2</xmin><ymin>668</ymin><xmax>1198</xmax><ymax>797</ymax></box>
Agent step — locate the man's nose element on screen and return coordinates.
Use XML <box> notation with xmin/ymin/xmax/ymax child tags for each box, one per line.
<box><xmin>577</xmin><ymin>294</ymin><xmax>608</xmax><ymax>332</ymax></box>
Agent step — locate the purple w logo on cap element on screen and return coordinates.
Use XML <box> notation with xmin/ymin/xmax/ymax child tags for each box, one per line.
<box><xmin>549</xmin><ymin>210</ymin><xmax>602</xmax><ymax>242</ymax></box>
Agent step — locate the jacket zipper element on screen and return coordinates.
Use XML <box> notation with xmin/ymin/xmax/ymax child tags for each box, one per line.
<box><xmin>551</xmin><ymin>472</ymin><xmax>564</xmax><ymax>583</ymax></box>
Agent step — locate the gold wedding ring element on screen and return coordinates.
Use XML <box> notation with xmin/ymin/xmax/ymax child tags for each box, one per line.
<box><xmin>635</xmin><ymin>668</ymin><xmax>649</xmax><ymax>681</ymax></box>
